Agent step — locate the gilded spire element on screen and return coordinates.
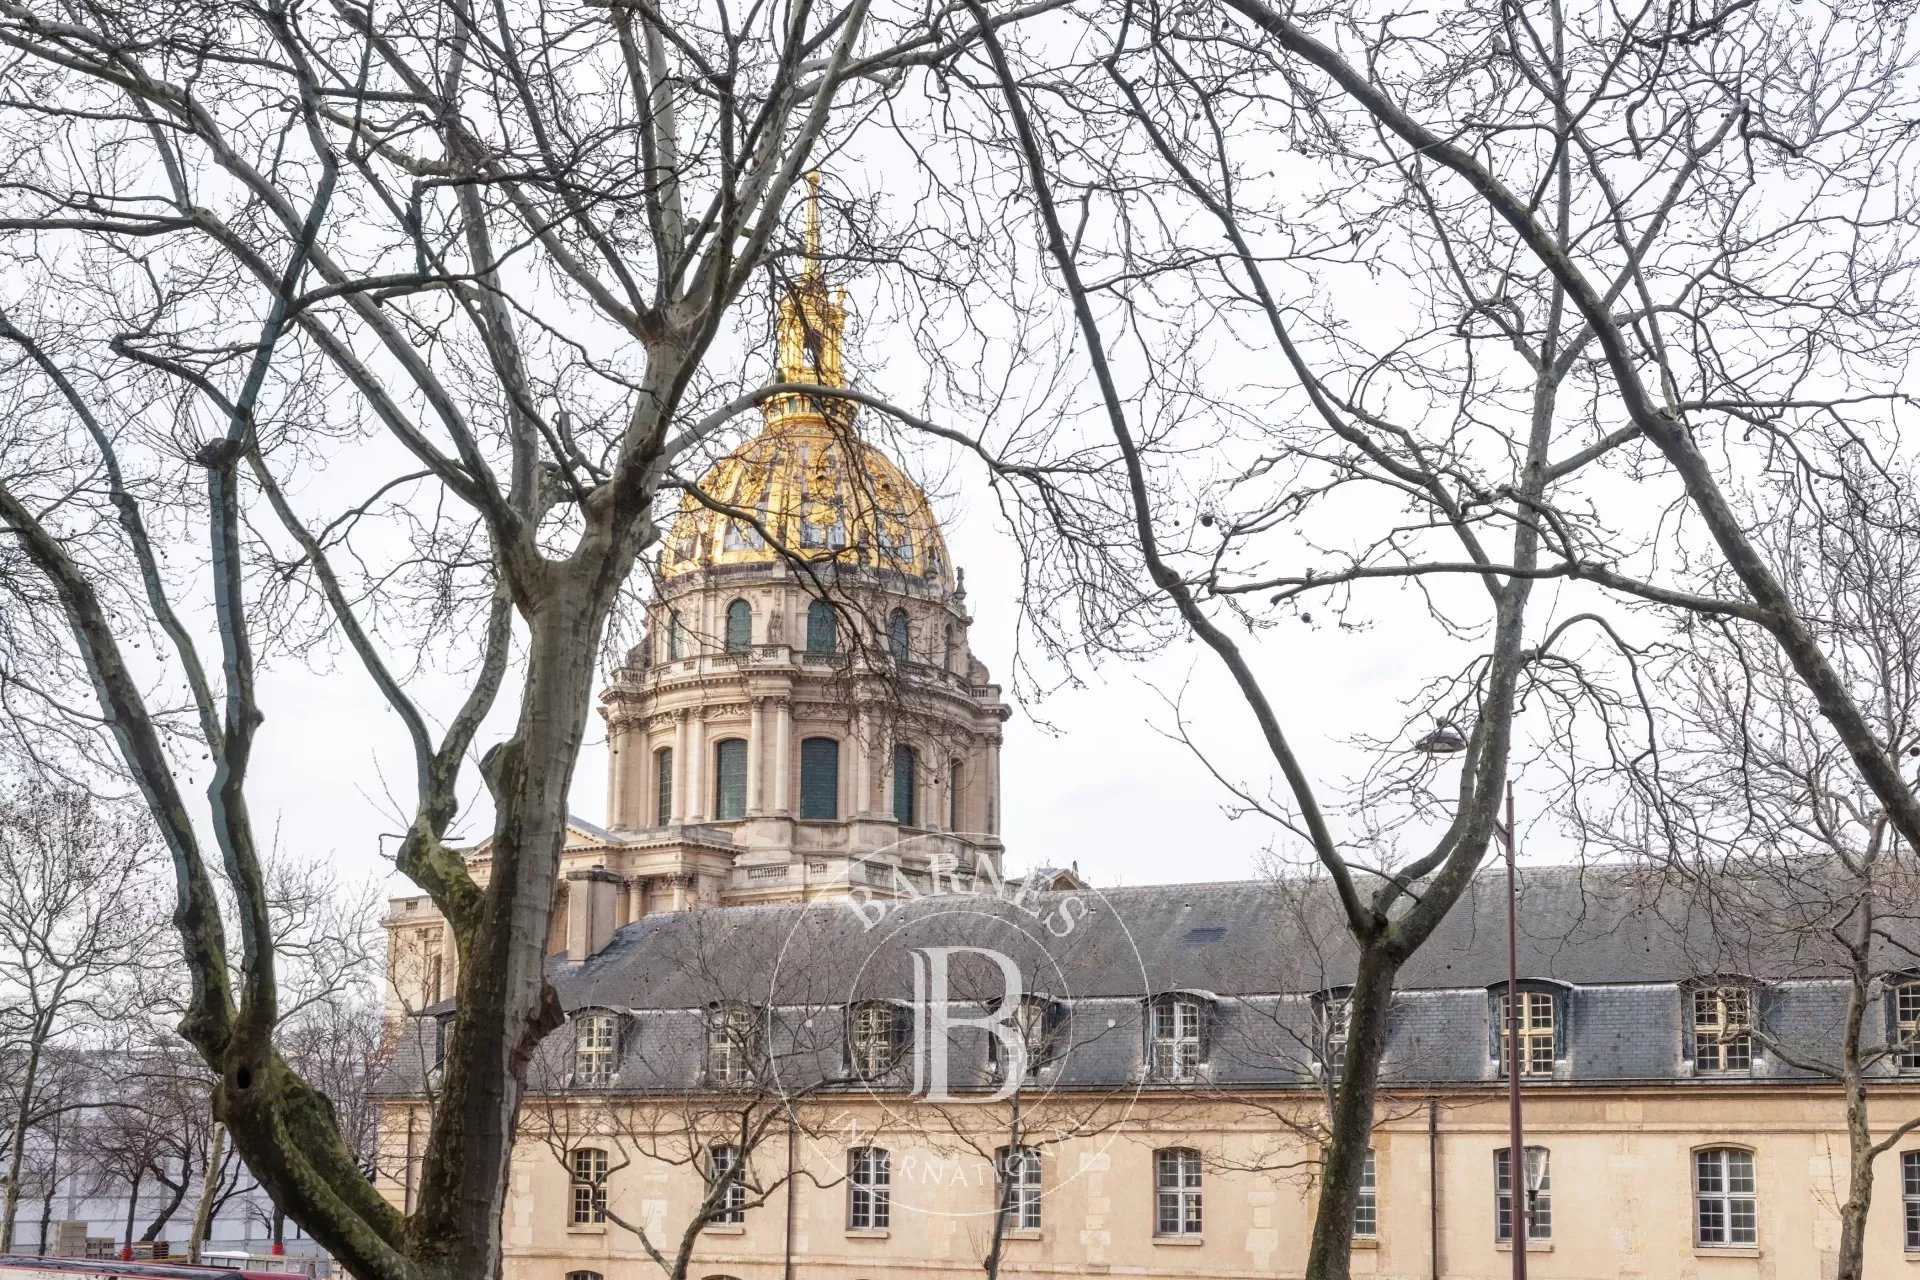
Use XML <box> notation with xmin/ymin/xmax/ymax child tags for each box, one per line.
<box><xmin>773</xmin><ymin>170</ymin><xmax>847</xmax><ymax>398</ymax></box>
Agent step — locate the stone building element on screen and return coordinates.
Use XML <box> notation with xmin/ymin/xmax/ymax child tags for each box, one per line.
<box><xmin>373</xmin><ymin>188</ymin><xmax>1920</xmax><ymax>1279</ymax></box>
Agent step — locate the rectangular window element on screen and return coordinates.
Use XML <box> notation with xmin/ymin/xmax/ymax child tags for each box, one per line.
<box><xmin>655</xmin><ymin>747</ymin><xmax>674</xmax><ymax>826</ymax></box>
<box><xmin>998</xmin><ymin>1146</ymin><xmax>1043</xmax><ymax>1232</ymax></box>
<box><xmin>571</xmin><ymin>1148</ymin><xmax>608</xmax><ymax>1225</ymax></box>
<box><xmin>848</xmin><ymin>1147</ymin><xmax>891</xmax><ymax>1230</ymax></box>
<box><xmin>1318</xmin><ymin>996</ymin><xmax>1351</xmax><ymax>1080</ymax></box>
<box><xmin>1497</xmin><ymin>992</ymin><xmax>1556</xmax><ymax>1077</ymax></box>
<box><xmin>1150</xmin><ymin>998</ymin><xmax>1203</xmax><ymax>1081</ymax></box>
<box><xmin>714</xmin><ymin>739</ymin><xmax>748</xmax><ymax>821</ymax></box>
<box><xmin>850</xmin><ymin>1004</ymin><xmax>898</xmax><ymax>1078</ymax></box>
<box><xmin>1693</xmin><ymin>987</ymin><xmax>1754</xmax><ymax>1073</ymax></box>
<box><xmin>800</xmin><ymin>737</ymin><xmax>840</xmax><ymax>820</ymax></box>
<box><xmin>1904</xmin><ymin>1151</ymin><xmax>1920</xmax><ymax>1251</ymax></box>
<box><xmin>1695</xmin><ymin>1148</ymin><xmax>1757</xmax><ymax>1247</ymax></box>
<box><xmin>1495</xmin><ymin>1146</ymin><xmax>1551</xmax><ymax>1241</ymax></box>
<box><xmin>1898</xmin><ymin>985</ymin><xmax>1920</xmax><ymax>1072</ymax></box>
<box><xmin>1154</xmin><ymin>1148</ymin><xmax>1203</xmax><ymax>1236</ymax></box>
<box><xmin>574</xmin><ymin>1014</ymin><xmax>617</xmax><ymax>1086</ymax></box>
<box><xmin>1354</xmin><ymin>1150</ymin><xmax>1377</xmax><ymax>1239</ymax></box>
<box><xmin>708</xmin><ymin>1004</ymin><xmax>756</xmax><ymax>1086</ymax></box>
<box><xmin>708</xmin><ymin>1144</ymin><xmax>746</xmax><ymax>1224</ymax></box>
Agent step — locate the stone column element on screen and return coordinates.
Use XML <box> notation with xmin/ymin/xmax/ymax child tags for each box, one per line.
<box><xmin>671</xmin><ymin>711</ymin><xmax>689</xmax><ymax>823</ymax></box>
<box><xmin>852</xmin><ymin>705</ymin><xmax>872</xmax><ymax>817</ymax></box>
<box><xmin>626</xmin><ymin>876</ymin><xmax>646</xmax><ymax>923</ymax></box>
<box><xmin>686</xmin><ymin>714</ymin><xmax>707</xmax><ymax>823</ymax></box>
<box><xmin>746</xmin><ymin>697</ymin><xmax>764</xmax><ymax>814</ymax></box>
<box><xmin>773</xmin><ymin>698</ymin><xmax>793</xmax><ymax>814</ymax></box>
<box><xmin>986</xmin><ymin>735</ymin><xmax>1001</xmax><ymax>834</ymax></box>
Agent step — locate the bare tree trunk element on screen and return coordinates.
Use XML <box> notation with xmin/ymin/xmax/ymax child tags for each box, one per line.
<box><xmin>189</xmin><ymin>1124</ymin><xmax>225</xmax><ymax>1264</ymax></box>
<box><xmin>36</xmin><ymin>1119</ymin><xmax>57</xmax><ymax>1255</ymax></box>
<box><xmin>121</xmin><ymin>1169</ymin><xmax>141</xmax><ymax>1260</ymax></box>
<box><xmin>1305</xmin><ymin>948</ymin><xmax>1397</xmax><ymax>1279</ymax></box>
<box><xmin>1</xmin><ymin>1022</ymin><xmax>47</xmax><ymax>1250</ymax></box>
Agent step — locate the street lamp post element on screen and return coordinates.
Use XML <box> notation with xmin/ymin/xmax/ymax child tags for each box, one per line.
<box><xmin>1414</xmin><ymin>725</ymin><xmax>1529</xmax><ymax>1280</ymax></box>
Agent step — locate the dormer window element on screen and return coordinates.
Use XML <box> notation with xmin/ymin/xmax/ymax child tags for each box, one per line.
<box><xmin>707</xmin><ymin>1003</ymin><xmax>760</xmax><ymax>1087</ymax></box>
<box><xmin>989</xmin><ymin>996</ymin><xmax>1062</xmax><ymax>1081</ymax></box>
<box><xmin>1892</xmin><ymin>980</ymin><xmax>1920</xmax><ymax>1072</ymax></box>
<box><xmin>1691</xmin><ymin>984</ymin><xmax>1755</xmax><ymax>1074</ymax></box>
<box><xmin>1147</xmin><ymin>993</ymin><xmax>1210</xmax><ymax>1082</ymax></box>
<box><xmin>574</xmin><ymin>1012</ymin><xmax>619</xmax><ymax>1087</ymax></box>
<box><xmin>1312</xmin><ymin>988</ymin><xmax>1352</xmax><ymax>1080</ymax></box>
<box><xmin>1490</xmin><ymin>984</ymin><xmax>1563</xmax><ymax>1078</ymax></box>
<box><xmin>849</xmin><ymin>1001</ymin><xmax>908</xmax><ymax>1080</ymax></box>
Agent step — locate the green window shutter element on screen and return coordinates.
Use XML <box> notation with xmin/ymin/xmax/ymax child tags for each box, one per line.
<box><xmin>714</xmin><ymin>739</ymin><xmax>748</xmax><ymax>820</ymax></box>
<box><xmin>892</xmin><ymin>744</ymin><xmax>917</xmax><ymax>825</ymax></box>
<box><xmin>806</xmin><ymin>601</ymin><xmax>838</xmax><ymax>656</ymax></box>
<box><xmin>725</xmin><ymin>600</ymin><xmax>752</xmax><ymax>654</ymax></box>
<box><xmin>655</xmin><ymin>747</ymin><xmax>674</xmax><ymax>825</ymax></box>
<box><xmin>800</xmin><ymin>738</ymin><xmax>840</xmax><ymax>820</ymax></box>
<box><xmin>888</xmin><ymin>609</ymin><xmax>910</xmax><ymax>662</ymax></box>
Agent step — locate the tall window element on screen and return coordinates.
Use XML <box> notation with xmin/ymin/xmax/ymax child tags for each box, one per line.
<box><xmin>1694</xmin><ymin>1147</ymin><xmax>1757</xmax><ymax>1248</ymax></box>
<box><xmin>566</xmin><ymin>1272</ymin><xmax>604</xmax><ymax>1280</ymax></box>
<box><xmin>1153</xmin><ymin>1148</ymin><xmax>1203</xmax><ymax>1236</ymax></box>
<box><xmin>1354</xmin><ymin>1150</ymin><xmax>1377</xmax><ymax>1239</ymax></box>
<box><xmin>707</xmin><ymin>1143</ymin><xmax>746</xmax><ymax>1224</ymax></box>
<box><xmin>849</xmin><ymin>1002</ymin><xmax>902</xmax><ymax>1078</ymax></box>
<box><xmin>944</xmin><ymin>625</ymin><xmax>958</xmax><ymax>671</ymax></box>
<box><xmin>1903</xmin><ymin>1150</ymin><xmax>1920</xmax><ymax>1251</ymax></box>
<box><xmin>997</xmin><ymin>1146</ymin><xmax>1042</xmax><ymax>1231</ymax></box>
<box><xmin>707</xmin><ymin>1003</ymin><xmax>758</xmax><ymax>1086</ymax></box>
<box><xmin>574</xmin><ymin>1013</ymin><xmax>617</xmax><ymax>1086</ymax></box>
<box><xmin>892</xmin><ymin>744</ymin><xmax>918</xmax><ymax>825</ymax></box>
<box><xmin>1497</xmin><ymin>991</ymin><xmax>1556</xmax><ymax>1077</ymax></box>
<box><xmin>725</xmin><ymin>599</ymin><xmax>752</xmax><ymax>654</ymax></box>
<box><xmin>799</xmin><ymin>737</ymin><xmax>840</xmax><ymax>820</ymax></box>
<box><xmin>990</xmin><ymin>996</ymin><xmax>1058</xmax><ymax>1081</ymax></box>
<box><xmin>1149</xmin><ymin>995</ymin><xmax>1205</xmax><ymax>1082</ymax></box>
<box><xmin>806</xmin><ymin>600</ymin><xmax>838</xmax><ymax>656</ymax></box>
<box><xmin>714</xmin><ymin>738</ymin><xmax>748</xmax><ymax>820</ymax></box>
<box><xmin>1692</xmin><ymin>986</ymin><xmax>1754</xmax><ymax>1073</ymax></box>
<box><xmin>887</xmin><ymin>608</ymin><xmax>911</xmax><ymax>661</ymax></box>
<box><xmin>1315</xmin><ymin>991</ymin><xmax>1351</xmax><ymax>1080</ymax></box>
<box><xmin>667</xmin><ymin>611</ymin><xmax>684</xmax><ymax>661</ymax></box>
<box><xmin>948</xmin><ymin>761</ymin><xmax>963</xmax><ymax>831</ymax></box>
<box><xmin>848</xmin><ymin>1147</ymin><xmax>891</xmax><ymax>1229</ymax></box>
<box><xmin>655</xmin><ymin>746</ymin><xmax>674</xmax><ymax>826</ymax></box>
<box><xmin>571</xmin><ymin>1148</ymin><xmax>608</xmax><ymax>1225</ymax></box>
<box><xmin>1896</xmin><ymin>983</ymin><xmax>1920</xmax><ymax>1072</ymax></box>
<box><xmin>1495</xmin><ymin>1146</ymin><xmax>1551</xmax><ymax>1242</ymax></box>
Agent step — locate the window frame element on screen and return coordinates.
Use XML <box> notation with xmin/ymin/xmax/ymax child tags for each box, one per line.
<box><xmin>887</xmin><ymin>607</ymin><xmax>911</xmax><ymax>662</ymax></box>
<box><xmin>570</xmin><ymin>1147</ymin><xmax>609</xmax><ymax>1226</ymax></box>
<box><xmin>713</xmin><ymin>737</ymin><xmax>749</xmax><ymax>821</ymax></box>
<box><xmin>799</xmin><ymin>736</ymin><xmax>840</xmax><ymax>821</ymax></box>
<box><xmin>989</xmin><ymin>996</ymin><xmax>1060</xmax><ymax>1082</ymax></box>
<box><xmin>847</xmin><ymin>1146</ymin><xmax>891</xmax><ymax>1230</ymax></box>
<box><xmin>1153</xmin><ymin>1147</ymin><xmax>1203</xmax><ymax>1237</ymax></box>
<box><xmin>892</xmin><ymin>742</ymin><xmax>918</xmax><ymax>826</ymax></box>
<box><xmin>724</xmin><ymin>598</ymin><xmax>753</xmax><ymax>655</ymax></box>
<box><xmin>573</xmin><ymin>1012</ymin><xmax>619</xmax><ymax>1087</ymax></box>
<box><xmin>1354</xmin><ymin>1149</ymin><xmax>1377</xmax><ymax>1239</ymax></box>
<box><xmin>654</xmin><ymin>746</ymin><xmax>674</xmax><ymax>826</ymax></box>
<box><xmin>1691</xmin><ymin>984</ymin><xmax>1755</xmax><ymax>1074</ymax></box>
<box><xmin>706</xmin><ymin>1002</ymin><xmax>759</xmax><ymax>1088</ymax></box>
<box><xmin>1147</xmin><ymin>994</ymin><xmax>1207</xmax><ymax>1082</ymax></box>
<box><xmin>1494</xmin><ymin>1145</ymin><xmax>1552</xmax><ymax>1243</ymax></box>
<box><xmin>848</xmin><ymin>1001</ymin><xmax>903</xmax><ymax>1079</ymax></box>
<box><xmin>997</xmin><ymin>1145</ymin><xmax>1043</xmax><ymax>1232</ymax></box>
<box><xmin>1495</xmin><ymin>990</ymin><xmax>1558</xmax><ymax>1078</ymax></box>
<box><xmin>707</xmin><ymin>1142</ymin><xmax>747</xmax><ymax>1225</ymax></box>
<box><xmin>1314</xmin><ymin>989</ymin><xmax>1352</xmax><ymax>1081</ymax></box>
<box><xmin>1903</xmin><ymin>1150</ymin><xmax>1920</xmax><ymax>1251</ymax></box>
<box><xmin>805</xmin><ymin>600</ymin><xmax>838</xmax><ymax>657</ymax></box>
<box><xmin>1693</xmin><ymin>1146</ymin><xmax>1758</xmax><ymax>1249</ymax></box>
<box><xmin>1895</xmin><ymin>982</ymin><xmax>1920</xmax><ymax>1072</ymax></box>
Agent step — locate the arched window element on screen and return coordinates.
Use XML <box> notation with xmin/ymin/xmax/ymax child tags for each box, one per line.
<box><xmin>713</xmin><ymin>738</ymin><xmax>748</xmax><ymax>820</ymax></box>
<box><xmin>800</xmin><ymin>737</ymin><xmax>840</xmax><ymax>820</ymax></box>
<box><xmin>654</xmin><ymin>747</ymin><xmax>674</xmax><ymax>826</ymax></box>
<box><xmin>1694</xmin><ymin>1147</ymin><xmax>1756</xmax><ymax>1247</ymax></box>
<box><xmin>567</xmin><ymin>1273</ymin><xmax>605</xmax><ymax>1280</ymax></box>
<box><xmin>887</xmin><ymin>608</ymin><xmax>911</xmax><ymax>661</ymax></box>
<box><xmin>1153</xmin><ymin>1148</ymin><xmax>1202</xmax><ymax>1236</ymax></box>
<box><xmin>892</xmin><ymin>743</ymin><xmax>918</xmax><ymax>826</ymax></box>
<box><xmin>806</xmin><ymin>600</ymin><xmax>838</xmax><ymax>657</ymax></box>
<box><xmin>667</xmin><ymin>611</ymin><xmax>685</xmax><ymax>661</ymax></box>
<box><xmin>1495</xmin><ymin>1145</ymin><xmax>1551</xmax><ymax>1242</ymax></box>
<box><xmin>570</xmin><ymin>1148</ymin><xmax>608</xmax><ymax>1225</ymax></box>
<box><xmin>847</xmin><ymin>1146</ymin><xmax>891</xmax><ymax>1229</ymax></box>
<box><xmin>948</xmin><ymin>761</ymin><xmax>963</xmax><ymax>832</ymax></box>
<box><xmin>725</xmin><ymin>599</ymin><xmax>752</xmax><ymax>654</ymax></box>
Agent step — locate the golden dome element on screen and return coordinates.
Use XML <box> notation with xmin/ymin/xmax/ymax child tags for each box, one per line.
<box><xmin>661</xmin><ymin>173</ymin><xmax>952</xmax><ymax>588</ymax></box>
<box><xmin>660</xmin><ymin>418</ymin><xmax>952</xmax><ymax>587</ymax></box>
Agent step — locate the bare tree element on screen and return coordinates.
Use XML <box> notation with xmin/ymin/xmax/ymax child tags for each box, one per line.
<box><xmin>0</xmin><ymin>0</ymin><xmax>1051</xmax><ymax>1275</ymax></box>
<box><xmin>935</xmin><ymin>0</ymin><xmax>1920</xmax><ymax>1275</ymax></box>
<box><xmin>0</xmin><ymin>780</ymin><xmax>166</xmax><ymax>1250</ymax></box>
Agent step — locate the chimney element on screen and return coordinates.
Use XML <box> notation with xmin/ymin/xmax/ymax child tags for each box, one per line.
<box><xmin>565</xmin><ymin>866</ymin><xmax>622</xmax><ymax>961</ymax></box>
